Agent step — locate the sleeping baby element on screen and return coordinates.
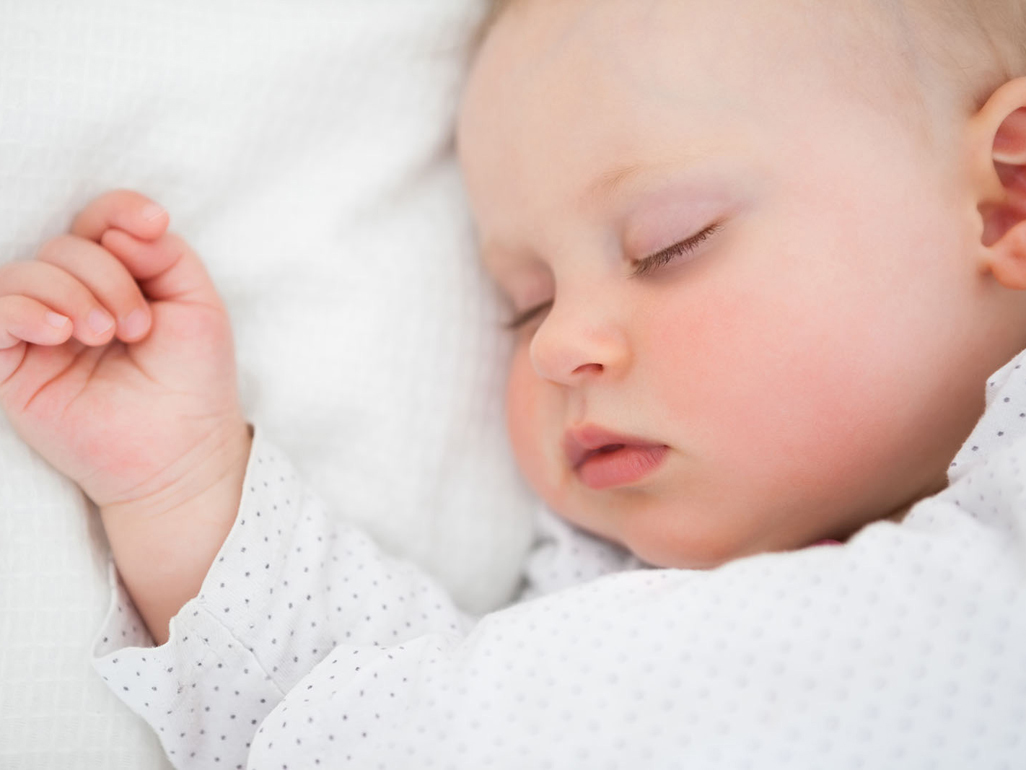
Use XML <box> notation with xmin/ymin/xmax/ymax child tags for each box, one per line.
<box><xmin>2</xmin><ymin>0</ymin><xmax>1026</xmax><ymax>766</ymax></box>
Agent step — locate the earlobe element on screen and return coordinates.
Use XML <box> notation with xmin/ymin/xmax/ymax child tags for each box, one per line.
<box><xmin>985</xmin><ymin>223</ymin><xmax>1026</xmax><ymax>290</ymax></box>
<box><xmin>970</xmin><ymin>78</ymin><xmax>1026</xmax><ymax>289</ymax></box>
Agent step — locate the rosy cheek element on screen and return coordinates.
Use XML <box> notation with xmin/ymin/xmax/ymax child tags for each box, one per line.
<box><xmin>644</xmin><ymin>285</ymin><xmax>765</xmax><ymax>438</ymax></box>
<box><xmin>642</xmin><ymin>277</ymin><xmax>838</xmax><ymax>485</ymax></box>
<box><xmin>641</xmin><ymin>266</ymin><xmax>906</xmax><ymax>515</ymax></box>
<box><xmin>505</xmin><ymin>346</ymin><xmax>554</xmax><ymax>501</ymax></box>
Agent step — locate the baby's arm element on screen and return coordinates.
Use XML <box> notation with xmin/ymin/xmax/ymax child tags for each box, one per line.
<box><xmin>0</xmin><ymin>191</ymin><xmax>250</xmax><ymax>643</ymax></box>
<box><xmin>93</xmin><ymin>430</ymin><xmax>476</xmax><ymax>767</ymax></box>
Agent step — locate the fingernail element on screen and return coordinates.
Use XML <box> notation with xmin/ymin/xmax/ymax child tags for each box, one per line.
<box><xmin>45</xmin><ymin>312</ymin><xmax>69</xmax><ymax>328</ymax></box>
<box><xmin>121</xmin><ymin>308</ymin><xmax>149</xmax><ymax>338</ymax></box>
<box><xmin>88</xmin><ymin>309</ymin><xmax>114</xmax><ymax>334</ymax></box>
<box><xmin>142</xmin><ymin>203</ymin><xmax>166</xmax><ymax>221</ymax></box>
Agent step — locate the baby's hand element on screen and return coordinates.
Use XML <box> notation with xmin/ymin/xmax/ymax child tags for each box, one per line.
<box><xmin>0</xmin><ymin>190</ymin><xmax>247</xmax><ymax>511</ymax></box>
<box><xmin>0</xmin><ymin>191</ymin><xmax>251</xmax><ymax>640</ymax></box>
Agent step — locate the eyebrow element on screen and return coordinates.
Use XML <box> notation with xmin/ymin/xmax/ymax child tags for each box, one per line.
<box><xmin>480</xmin><ymin>158</ymin><xmax>702</xmax><ymax>268</ymax></box>
<box><xmin>477</xmin><ymin>171</ymin><xmax>641</xmax><ymax>265</ymax></box>
<box><xmin>585</xmin><ymin>159</ymin><xmax>697</xmax><ymax>206</ymax></box>
<box><xmin>587</xmin><ymin>163</ymin><xmax>648</xmax><ymax>201</ymax></box>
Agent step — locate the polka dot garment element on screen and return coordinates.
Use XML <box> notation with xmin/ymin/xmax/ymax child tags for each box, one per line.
<box><xmin>93</xmin><ymin>351</ymin><xmax>1026</xmax><ymax>769</ymax></box>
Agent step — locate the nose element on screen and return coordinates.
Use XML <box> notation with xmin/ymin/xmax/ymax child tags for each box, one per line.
<box><xmin>528</xmin><ymin>295</ymin><xmax>630</xmax><ymax>385</ymax></box>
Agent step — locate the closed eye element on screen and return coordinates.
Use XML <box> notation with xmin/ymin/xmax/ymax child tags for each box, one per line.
<box><xmin>503</xmin><ymin>222</ymin><xmax>720</xmax><ymax>329</ymax></box>
<box><xmin>630</xmin><ymin>223</ymin><xmax>721</xmax><ymax>278</ymax></box>
<box><xmin>504</xmin><ymin>299</ymin><xmax>554</xmax><ymax>331</ymax></box>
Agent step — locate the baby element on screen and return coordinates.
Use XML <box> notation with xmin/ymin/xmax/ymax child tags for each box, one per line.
<box><xmin>3</xmin><ymin>0</ymin><xmax>1026</xmax><ymax>767</ymax></box>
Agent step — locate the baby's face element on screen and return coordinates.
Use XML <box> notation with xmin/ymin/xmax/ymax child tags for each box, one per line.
<box><xmin>459</xmin><ymin>0</ymin><xmax>996</xmax><ymax>567</ymax></box>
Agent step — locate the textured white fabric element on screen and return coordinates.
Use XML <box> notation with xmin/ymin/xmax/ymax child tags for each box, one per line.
<box><xmin>0</xmin><ymin>2</ymin><xmax>537</xmax><ymax>767</ymax></box>
<box><xmin>93</xmin><ymin>350</ymin><xmax>1026</xmax><ymax>769</ymax></box>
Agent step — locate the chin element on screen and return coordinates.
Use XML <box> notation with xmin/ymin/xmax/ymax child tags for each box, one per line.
<box><xmin>623</xmin><ymin>504</ymin><xmax>803</xmax><ymax>569</ymax></box>
<box><xmin>619</xmin><ymin>528</ymin><xmax>743</xmax><ymax>570</ymax></box>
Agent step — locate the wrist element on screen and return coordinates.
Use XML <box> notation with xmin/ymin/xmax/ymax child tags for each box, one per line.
<box><xmin>99</xmin><ymin>419</ymin><xmax>253</xmax><ymax>520</ymax></box>
<box><xmin>99</xmin><ymin>420</ymin><xmax>253</xmax><ymax>645</ymax></box>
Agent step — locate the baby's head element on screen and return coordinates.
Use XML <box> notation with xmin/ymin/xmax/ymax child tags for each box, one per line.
<box><xmin>457</xmin><ymin>0</ymin><xmax>1026</xmax><ymax>568</ymax></box>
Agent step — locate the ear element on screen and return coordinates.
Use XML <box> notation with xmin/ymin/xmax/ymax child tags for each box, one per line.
<box><xmin>969</xmin><ymin>77</ymin><xmax>1026</xmax><ymax>289</ymax></box>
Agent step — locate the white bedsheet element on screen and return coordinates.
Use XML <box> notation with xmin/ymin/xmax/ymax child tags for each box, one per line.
<box><xmin>0</xmin><ymin>2</ymin><xmax>537</xmax><ymax>767</ymax></box>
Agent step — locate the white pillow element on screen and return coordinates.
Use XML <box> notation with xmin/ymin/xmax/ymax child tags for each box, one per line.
<box><xmin>0</xmin><ymin>1</ymin><xmax>536</xmax><ymax>766</ymax></box>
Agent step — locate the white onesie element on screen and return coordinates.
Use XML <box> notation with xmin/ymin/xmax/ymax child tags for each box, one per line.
<box><xmin>92</xmin><ymin>354</ymin><xmax>1026</xmax><ymax>769</ymax></box>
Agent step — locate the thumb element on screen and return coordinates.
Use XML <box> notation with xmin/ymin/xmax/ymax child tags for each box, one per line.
<box><xmin>100</xmin><ymin>229</ymin><xmax>224</xmax><ymax>308</ymax></box>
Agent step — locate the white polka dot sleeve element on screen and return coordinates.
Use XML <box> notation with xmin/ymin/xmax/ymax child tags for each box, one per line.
<box><xmin>90</xmin><ymin>348</ymin><xmax>1026</xmax><ymax>769</ymax></box>
<box><xmin>91</xmin><ymin>428</ymin><xmax>475</xmax><ymax>768</ymax></box>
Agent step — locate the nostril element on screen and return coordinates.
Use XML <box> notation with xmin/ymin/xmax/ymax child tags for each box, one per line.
<box><xmin>572</xmin><ymin>363</ymin><xmax>604</xmax><ymax>376</ymax></box>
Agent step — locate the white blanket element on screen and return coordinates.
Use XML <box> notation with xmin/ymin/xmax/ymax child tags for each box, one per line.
<box><xmin>0</xmin><ymin>2</ymin><xmax>538</xmax><ymax>767</ymax></box>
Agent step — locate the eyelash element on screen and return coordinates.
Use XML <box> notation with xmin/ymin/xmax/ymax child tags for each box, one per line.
<box><xmin>504</xmin><ymin>300</ymin><xmax>553</xmax><ymax>332</ymax></box>
<box><xmin>630</xmin><ymin>222</ymin><xmax>721</xmax><ymax>278</ymax></box>
<box><xmin>503</xmin><ymin>222</ymin><xmax>721</xmax><ymax>331</ymax></box>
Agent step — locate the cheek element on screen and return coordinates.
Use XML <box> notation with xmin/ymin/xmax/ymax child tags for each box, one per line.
<box><xmin>641</xmin><ymin>254</ymin><xmax>910</xmax><ymax>504</ymax></box>
<box><xmin>505</xmin><ymin>346</ymin><xmax>555</xmax><ymax>500</ymax></box>
<box><xmin>643</xmin><ymin>276</ymin><xmax>825</xmax><ymax>445</ymax></box>
<box><xmin>639</xmin><ymin>199</ymin><xmax>975</xmax><ymax>539</ymax></box>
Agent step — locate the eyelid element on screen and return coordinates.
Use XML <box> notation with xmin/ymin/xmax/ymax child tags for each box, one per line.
<box><xmin>501</xmin><ymin>222</ymin><xmax>721</xmax><ymax>329</ymax></box>
<box><xmin>504</xmin><ymin>299</ymin><xmax>554</xmax><ymax>331</ymax></box>
<box><xmin>630</xmin><ymin>222</ymin><xmax>721</xmax><ymax>278</ymax></box>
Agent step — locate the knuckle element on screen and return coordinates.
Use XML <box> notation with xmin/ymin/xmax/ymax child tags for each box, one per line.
<box><xmin>51</xmin><ymin>280</ymin><xmax>87</xmax><ymax>310</ymax></box>
<box><xmin>0</xmin><ymin>259</ymin><xmax>31</xmax><ymax>288</ymax></box>
<box><xmin>102</xmin><ymin>278</ymin><xmax>146</xmax><ymax>317</ymax></box>
<box><xmin>108</xmin><ymin>286</ymin><xmax>142</xmax><ymax>313</ymax></box>
<box><xmin>162</xmin><ymin>232</ymin><xmax>183</xmax><ymax>250</ymax></box>
<box><xmin>35</xmin><ymin>234</ymin><xmax>77</xmax><ymax>265</ymax></box>
<box><xmin>163</xmin><ymin>232</ymin><xmax>191</xmax><ymax>259</ymax></box>
<box><xmin>28</xmin><ymin>264</ymin><xmax>90</xmax><ymax>309</ymax></box>
<box><xmin>102</xmin><ymin>256</ymin><xmax>144</xmax><ymax>297</ymax></box>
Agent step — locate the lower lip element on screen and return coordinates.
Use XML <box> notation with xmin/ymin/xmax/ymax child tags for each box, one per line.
<box><xmin>576</xmin><ymin>445</ymin><xmax>669</xmax><ymax>490</ymax></box>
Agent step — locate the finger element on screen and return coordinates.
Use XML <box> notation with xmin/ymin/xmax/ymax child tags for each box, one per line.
<box><xmin>0</xmin><ymin>261</ymin><xmax>117</xmax><ymax>346</ymax></box>
<box><xmin>101</xmin><ymin>229</ymin><xmax>223</xmax><ymax>307</ymax></box>
<box><xmin>0</xmin><ymin>295</ymin><xmax>74</xmax><ymax>350</ymax></box>
<box><xmin>36</xmin><ymin>235</ymin><xmax>152</xmax><ymax>342</ymax></box>
<box><xmin>70</xmin><ymin>189</ymin><xmax>170</xmax><ymax>244</ymax></box>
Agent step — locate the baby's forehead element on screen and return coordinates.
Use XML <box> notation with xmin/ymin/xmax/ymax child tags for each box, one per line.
<box><xmin>460</xmin><ymin>0</ymin><xmax>960</xmax><ymax>263</ymax></box>
<box><xmin>465</xmin><ymin>0</ymin><xmax>927</xmax><ymax>152</ymax></box>
<box><xmin>479</xmin><ymin>0</ymin><xmax>922</xmax><ymax>99</ymax></box>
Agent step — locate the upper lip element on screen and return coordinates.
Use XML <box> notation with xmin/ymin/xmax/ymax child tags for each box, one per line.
<box><xmin>563</xmin><ymin>424</ymin><xmax>666</xmax><ymax>469</ymax></box>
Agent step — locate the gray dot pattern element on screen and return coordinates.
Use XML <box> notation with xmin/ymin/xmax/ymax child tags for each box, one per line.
<box><xmin>92</xmin><ymin>354</ymin><xmax>1026</xmax><ymax>769</ymax></box>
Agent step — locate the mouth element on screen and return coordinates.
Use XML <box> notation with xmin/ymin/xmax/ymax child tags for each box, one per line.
<box><xmin>564</xmin><ymin>425</ymin><xmax>669</xmax><ymax>491</ymax></box>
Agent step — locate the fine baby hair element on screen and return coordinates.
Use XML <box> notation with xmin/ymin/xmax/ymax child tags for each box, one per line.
<box><xmin>3</xmin><ymin>0</ymin><xmax>1026</xmax><ymax>767</ymax></box>
<box><xmin>487</xmin><ymin>0</ymin><xmax>1026</xmax><ymax>110</ymax></box>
